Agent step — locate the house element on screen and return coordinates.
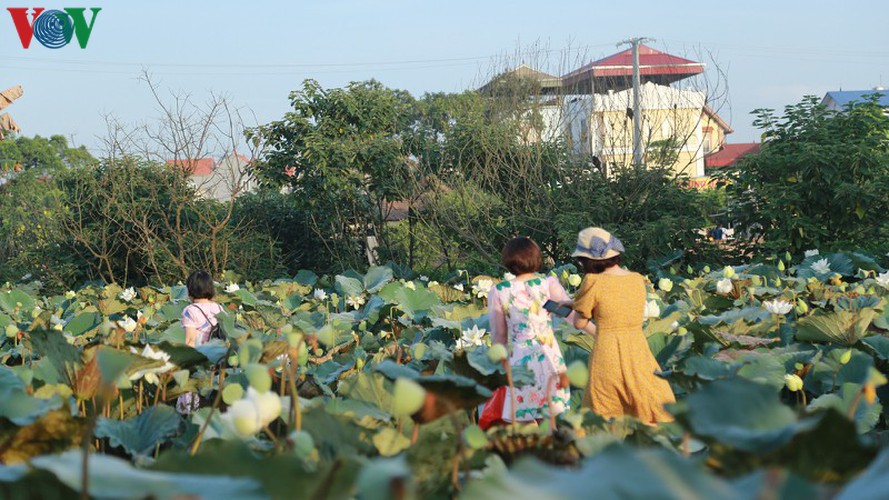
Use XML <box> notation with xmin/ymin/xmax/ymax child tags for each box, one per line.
<box><xmin>166</xmin><ymin>153</ymin><xmax>256</xmax><ymax>201</ymax></box>
<box><xmin>821</xmin><ymin>87</ymin><xmax>889</xmax><ymax>112</ymax></box>
<box><xmin>477</xmin><ymin>45</ymin><xmax>733</xmax><ymax>180</ymax></box>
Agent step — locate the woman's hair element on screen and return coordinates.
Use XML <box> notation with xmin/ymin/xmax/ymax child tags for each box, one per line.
<box><xmin>186</xmin><ymin>270</ymin><xmax>215</xmax><ymax>300</ymax></box>
<box><xmin>502</xmin><ymin>237</ymin><xmax>543</xmax><ymax>275</ymax></box>
<box><xmin>576</xmin><ymin>255</ymin><xmax>622</xmax><ymax>274</ymax></box>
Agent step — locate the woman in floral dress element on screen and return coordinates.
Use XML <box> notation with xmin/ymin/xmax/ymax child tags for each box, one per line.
<box><xmin>487</xmin><ymin>237</ymin><xmax>572</xmax><ymax>422</ymax></box>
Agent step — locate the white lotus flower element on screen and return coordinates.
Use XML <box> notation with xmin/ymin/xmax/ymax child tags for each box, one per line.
<box><xmin>222</xmin><ymin>399</ymin><xmax>262</xmax><ymax>438</ymax></box>
<box><xmin>644</xmin><ymin>301</ymin><xmax>661</xmax><ymax>319</ymax></box>
<box><xmin>245</xmin><ymin>387</ymin><xmax>282</xmax><ymax>426</ymax></box>
<box><xmin>428</xmin><ymin>281</ymin><xmax>439</xmax><ymax>287</ymax></box>
<box><xmin>568</xmin><ymin>274</ymin><xmax>582</xmax><ymax>287</ymax></box>
<box><xmin>472</xmin><ymin>279</ymin><xmax>494</xmax><ymax>299</ymax></box>
<box><xmin>119</xmin><ymin>287</ymin><xmax>137</xmax><ymax>303</ymax></box>
<box><xmin>225</xmin><ymin>283</ymin><xmax>240</xmax><ymax>293</ymax></box>
<box><xmin>453</xmin><ymin>283</ymin><xmax>465</xmax><ymax>292</ymax></box>
<box><xmin>220</xmin><ymin>387</ymin><xmax>282</xmax><ymax>438</ymax></box>
<box><xmin>313</xmin><ymin>289</ymin><xmax>328</xmax><ymax>301</ymax></box>
<box><xmin>811</xmin><ymin>258</ymin><xmax>831</xmax><ymax>275</ymax></box>
<box><xmin>763</xmin><ymin>299</ymin><xmax>793</xmax><ymax>315</ymax></box>
<box><xmin>716</xmin><ymin>278</ymin><xmax>733</xmax><ymax>294</ymax></box>
<box><xmin>404</xmin><ymin>281</ymin><xmax>417</xmax><ymax>290</ymax></box>
<box><xmin>346</xmin><ymin>295</ymin><xmax>365</xmax><ymax>310</ymax></box>
<box><xmin>419</xmin><ymin>275</ymin><xmax>430</xmax><ymax>282</ymax></box>
<box><xmin>804</xmin><ymin>249</ymin><xmax>820</xmax><ymax>257</ymax></box>
<box><xmin>118</xmin><ymin>316</ymin><xmax>138</xmax><ymax>333</ymax></box>
<box><xmin>128</xmin><ymin>345</ymin><xmax>175</xmax><ymax>384</ymax></box>
<box><xmin>456</xmin><ymin>325</ymin><xmax>487</xmax><ymax>350</ymax></box>
<box><xmin>504</xmin><ymin>272</ymin><xmax>516</xmax><ymax>281</ymax></box>
<box><xmin>658</xmin><ymin>278</ymin><xmax>673</xmax><ymax>292</ymax></box>
<box><xmin>65</xmin><ymin>290</ymin><xmax>76</xmax><ymax>300</ymax></box>
<box><xmin>876</xmin><ymin>271</ymin><xmax>889</xmax><ymax>290</ymax></box>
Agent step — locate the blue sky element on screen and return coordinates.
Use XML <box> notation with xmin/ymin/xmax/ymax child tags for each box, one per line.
<box><xmin>2</xmin><ymin>0</ymin><xmax>886</xmax><ymax>152</ymax></box>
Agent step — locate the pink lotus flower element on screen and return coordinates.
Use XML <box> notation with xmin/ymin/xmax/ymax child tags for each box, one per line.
<box><xmin>284</xmin><ymin>165</ymin><xmax>296</xmax><ymax>177</ymax></box>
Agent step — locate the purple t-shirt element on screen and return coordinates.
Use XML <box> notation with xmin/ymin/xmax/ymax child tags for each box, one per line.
<box><xmin>181</xmin><ymin>302</ymin><xmax>223</xmax><ymax>345</ymax></box>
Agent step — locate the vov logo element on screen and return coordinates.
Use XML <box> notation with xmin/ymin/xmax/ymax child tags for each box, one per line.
<box><xmin>7</xmin><ymin>7</ymin><xmax>101</xmax><ymax>49</ymax></box>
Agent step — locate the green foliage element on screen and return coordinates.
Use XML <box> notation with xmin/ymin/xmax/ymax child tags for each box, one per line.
<box><xmin>720</xmin><ymin>95</ymin><xmax>889</xmax><ymax>256</ymax></box>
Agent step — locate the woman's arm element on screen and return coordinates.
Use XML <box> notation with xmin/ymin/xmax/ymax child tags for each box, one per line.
<box><xmin>184</xmin><ymin>327</ymin><xmax>198</xmax><ymax>347</ymax></box>
<box><xmin>488</xmin><ymin>287</ymin><xmax>508</xmax><ymax>346</ymax></box>
<box><xmin>573</xmin><ymin>315</ymin><xmax>597</xmax><ymax>336</ymax></box>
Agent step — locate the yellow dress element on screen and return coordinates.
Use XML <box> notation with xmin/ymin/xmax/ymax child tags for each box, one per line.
<box><xmin>573</xmin><ymin>272</ymin><xmax>675</xmax><ymax>423</ymax></box>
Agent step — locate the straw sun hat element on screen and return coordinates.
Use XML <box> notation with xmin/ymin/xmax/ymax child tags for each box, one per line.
<box><xmin>571</xmin><ymin>227</ymin><xmax>625</xmax><ymax>260</ymax></box>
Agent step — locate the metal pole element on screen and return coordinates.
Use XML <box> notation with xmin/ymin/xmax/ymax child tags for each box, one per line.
<box><xmin>619</xmin><ymin>37</ymin><xmax>653</xmax><ymax>169</ymax></box>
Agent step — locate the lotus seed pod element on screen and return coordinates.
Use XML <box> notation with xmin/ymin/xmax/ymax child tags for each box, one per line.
<box><xmin>463</xmin><ymin>425</ymin><xmax>488</xmax><ymax>450</ymax></box>
<box><xmin>566</xmin><ymin>361</ymin><xmax>588</xmax><ymax>388</ymax></box>
<box><xmin>703</xmin><ymin>266</ymin><xmax>711</xmax><ymax>273</ymax></box>
<box><xmin>290</xmin><ymin>430</ymin><xmax>315</xmax><ymax>458</ymax></box>
<box><xmin>228</xmin><ymin>353</ymin><xmax>240</xmax><ymax>367</ymax></box>
<box><xmin>244</xmin><ymin>364</ymin><xmax>272</xmax><ymax>393</ymax></box>
<box><xmin>5</xmin><ymin>324</ymin><xmax>17</xmax><ymax>338</ymax></box>
<box><xmin>222</xmin><ymin>383</ymin><xmax>244</xmax><ymax>404</ymax></box>
<box><xmin>839</xmin><ymin>349</ymin><xmax>852</xmax><ymax>365</ymax></box>
<box><xmin>487</xmin><ymin>344</ymin><xmax>508</xmax><ymax>362</ymax></box>
<box><xmin>313</xmin><ymin>348</ymin><xmax>323</xmax><ymax>357</ymax></box>
<box><xmin>784</xmin><ymin>374</ymin><xmax>803</xmax><ymax>392</ymax></box>
<box><xmin>392</xmin><ymin>378</ymin><xmax>426</xmax><ymax>416</ymax></box>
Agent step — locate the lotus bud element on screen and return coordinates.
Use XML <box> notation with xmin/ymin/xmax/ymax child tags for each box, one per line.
<box><xmin>566</xmin><ymin>361</ymin><xmax>588</xmax><ymax>388</ymax></box>
<box><xmin>686</xmin><ymin>265</ymin><xmax>694</xmax><ymax>275</ymax></box>
<box><xmin>677</xmin><ymin>327</ymin><xmax>688</xmax><ymax>336</ymax></box>
<box><xmin>784</xmin><ymin>374</ymin><xmax>804</xmax><ymax>392</ymax></box>
<box><xmin>487</xmin><ymin>344</ymin><xmax>508</xmax><ymax>362</ymax></box>
<box><xmin>290</xmin><ymin>430</ymin><xmax>315</xmax><ymax>458</ymax></box>
<box><xmin>839</xmin><ymin>349</ymin><xmax>852</xmax><ymax>365</ymax></box>
<box><xmin>777</xmin><ymin>261</ymin><xmax>786</xmax><ymax>272</ymax></box>
<box><xmin>785</xmin><ymin>251</ymin><xmax>792</xmax><ymax>262</ymax></box>
<box><xmin>392</xmin><ymin>378</ymin><xmax>426</xmax><ymax>416</ymax></box>
<box><xmin>703</xmin><ymin>266</ymin><xmax>711</xmax><ymax>273</ymax></box>
<box><xmin>244</xmin><ymin>363</ymin><xmax>272</xmax><ymax>393</ymax></box>
<box><xmin>669</xmin><ymin>266</ymin><xmax>677</xmax><ymax>275</ymax></box>
<box><xmin>355</xmin><ymin>357</ymin><xmax>365</xmax><ymax>370</ymax></box>
<box><xmin>412</xmin><ymin>342</ymin><xmax>427</xmax><ymax>360</ymax></box>
<box><xmin>750</xmin><ymin>275</ymin><xmax>762</xmax><ymax>286</ymax></box>
<box><xmin>228</xmin><ymin>353</ymin><xmax>240</xmax><ymax>367</ymax></box>
<box><xmin>795</xmin><ymin>299</ymin><xmax>809</xmax><ymax>315</ymax></box>
<box><xmin>222</xmin><ymin>383</ymin><xmax>244</xmax><ymax>404</ymax></box>
<box><xmin>723</xmin><ymin>266</ymin><xmax>736</xmax><ymax>278</ymax></box>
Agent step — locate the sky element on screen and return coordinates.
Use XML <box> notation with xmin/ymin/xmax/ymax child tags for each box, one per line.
<box><xmin>2</xmin><ymin>0</ymin><xmax>887</xmax><ymax>154</ymax></box>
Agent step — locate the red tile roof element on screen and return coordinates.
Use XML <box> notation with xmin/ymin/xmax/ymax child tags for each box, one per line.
<box><xmin>166</xmin><ymin>158</ymin><xmax>216</xmax><ymax>176</ymax></box>
<box><xmin>562</xmin><ymin>44</ymin><xmax>704</xmax><ymax>91</ymax></box>
<box><xmin>704</xmin><ymin>143</ymin><xmax>761</xmax><ymax>168</ymax></box>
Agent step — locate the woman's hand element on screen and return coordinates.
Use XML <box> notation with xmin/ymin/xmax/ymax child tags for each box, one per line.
<box><xmin>557</xmin><ymin>372</ymin><xmax>570</xmax><ymax>389</ymax></box>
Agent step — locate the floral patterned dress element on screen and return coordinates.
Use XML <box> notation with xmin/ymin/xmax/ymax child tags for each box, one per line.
<box><xmin>487</xmin><ymin>275</ymin><xmax>571</xmax><ymax>421</ymax></box>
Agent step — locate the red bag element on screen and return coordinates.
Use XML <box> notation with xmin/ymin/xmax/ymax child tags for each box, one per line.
<box><xmin>479</xmin><ymin>387</ymin><xmax>509</xmax><ymax>430</ymax></box>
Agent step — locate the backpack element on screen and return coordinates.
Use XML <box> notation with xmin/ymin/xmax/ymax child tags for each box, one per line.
<box><xmin>192</xmin><ymin>304</ymin><xmax>223</xmax><ymax>341</ymax></box>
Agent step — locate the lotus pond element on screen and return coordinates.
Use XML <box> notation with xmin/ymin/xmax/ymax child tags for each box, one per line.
<box><xmin>1</xmin><ymin>251</ymin><xmax>889</xmax><ymax>499</ymax></box>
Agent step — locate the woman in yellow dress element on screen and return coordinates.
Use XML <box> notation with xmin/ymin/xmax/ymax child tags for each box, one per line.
<box><xmin>568</xmin><ymin>227</ymin><xmax>675</xmax><ymax>424</ymax></box>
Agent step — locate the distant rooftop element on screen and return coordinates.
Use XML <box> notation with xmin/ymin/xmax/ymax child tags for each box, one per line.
<box><xmin>166</xmin><ymin>158</ymin><xmax>216</xmax><ymax>176</ymax></box>
<box><xmin>705</xmin><ymin>143</ymin><xmax>761</xmax><ymax>168</ymax></box>
<box><xmin>561</xmin><ymin>44</ymin><xmax>705</xmax><ymax>93</ymax></box>
<box><xmin>822</xmin><ymin>89</ymin><xmax>889</xmax><ymax>109</ymax></box>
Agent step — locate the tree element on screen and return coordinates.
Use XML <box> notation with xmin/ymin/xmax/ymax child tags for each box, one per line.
<box><xmin>247</xmin><ymin>79</ymin><xmax>418</xmax><ymax>271</ymax></box>
<box><xmin>718</xmin><ymin>95</ymin><xmax>889</xmax><ymax>256</ymax></box>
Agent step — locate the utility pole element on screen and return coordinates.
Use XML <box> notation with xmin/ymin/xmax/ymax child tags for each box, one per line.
<box><xmin>618</xmin><ymin>37</ymin><xmax>653</xmax><ymax>169</ymax></box>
